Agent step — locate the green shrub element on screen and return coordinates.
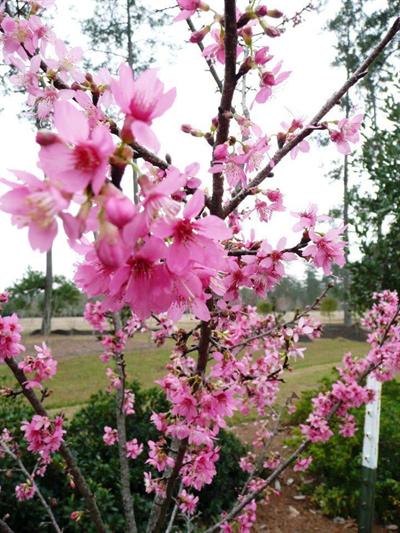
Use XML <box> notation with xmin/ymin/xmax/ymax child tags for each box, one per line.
<box><xmin>289</xmin><ymin>378</ymin><xmax>400</xmax><ymax>524</ymax></box>
<box><xmin>0</xmin><ymin>380</ymin><xmax>247</xmax><ymax>532</ymax></box>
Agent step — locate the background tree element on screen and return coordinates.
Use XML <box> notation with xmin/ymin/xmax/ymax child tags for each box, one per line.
<box><xmin>326</xmin><ymin>0</ymin><xmax>400</xmax><ymax>316</ymax></box>
<box><xmin>81</xmin><ymin>0</ymin><xmax>170</xmax><ymax>72</ymax></box>
<box><xmin>4</xmin><ymin>268</ymin><xmax>84</xmax><ymax>318</ymax></box>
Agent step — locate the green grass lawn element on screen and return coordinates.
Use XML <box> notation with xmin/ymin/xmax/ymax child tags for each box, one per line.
<box><xmin>0</xmin><ymin>336</ymin><xmax>369</xmax><ymax>416</ymax></box>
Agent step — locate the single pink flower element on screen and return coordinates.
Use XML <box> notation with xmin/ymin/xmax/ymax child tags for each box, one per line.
<box><xmin>330</xmin><ymin>113</ymin><xmax>363</xmax><ymax>155</ymax></box>
<box><xmin>254</xmin><ymin>61</ymin><xmax>291</xmax><ymax>104</ymax></box>
<box><xmin>303</xmin><ymin>227</ymin><xmax>346</xmax><ymax>274</ymax></box>
<box><xmin>153</xmin><ymin>189</ymin><xmax>232</xmax><ymax>274</ymax></box>
<box><xmin>112</xmin><ymin>64</ymin><xmax>176</xmax><ymax>151</ymax></box>
<box><xmin>37</xmin><ymin>100</ymin><xmax>114</xmax><ymax>195</ymax></box>
<box><xmin>0</xmin><ymin>170</ymin><xmax>70</xmax><ymax>252</ymax></box>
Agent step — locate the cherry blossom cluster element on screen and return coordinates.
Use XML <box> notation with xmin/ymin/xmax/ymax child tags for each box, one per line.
<box><xmin>21</xmin><ymin>414</ymin><xmax>65</xmax><ymax>461</ymax></box>
<box><xmin>18</xmin><ymin>342</ymin><xmax>57</xmax><ymax>389</ymax></box>
<box><xmin>300</xmin><ymin>291</ymin><xmax>400</xmax><ymax>443</ymax></box>
<box><xmin>0</xmin><ymin>312</ymin><xmax>25</xmax><ymax>362</ymax></box>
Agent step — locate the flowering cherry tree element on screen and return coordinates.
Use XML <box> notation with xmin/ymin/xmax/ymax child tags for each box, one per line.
<box><xmin>0</xmin><ymin>1</ymin><xmax>399</xmax><ymax>532</ymax></box>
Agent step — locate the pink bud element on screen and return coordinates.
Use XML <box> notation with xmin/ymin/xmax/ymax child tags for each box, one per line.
<box><xmin>264</xmin><ymin>25</ymin><xmax>281</xmax><ymax>38</ymax></box>
<box><xmin>267</xmin><ymin>9</ymin><xmax>284</xmax><ymax>18</ymax></box>
<box><xmin>213</xmin><ymin>144</ymin><xmax>228</xmax><ymax>161</ymax></box>
<box><xmin>256</xmin><ymin>5</ymin><xmax>268</xmax><ymax>17</ymax></box>
<box><xmin>189</xmin><ymin>25</ymin><xmax>210</xmax><ymax>43</ymax></box>
<box><xmin>96</xmin><ymin>224</ymin><xmax>129</xmax><ymax>268</ymax></box>
<box><xmin>181</xmin><ymin>124</ymin><xmax>193</xmax><ymax>133</ymax></box>
<box><xmin>105</xmin><ymin>196</ymin><xmax>136</xmax><ymax>228</ymax></box>
<box><xmin>36</xmin><ymin>131</ymin><xmax>60</xmax><ymax>146</ymax></box>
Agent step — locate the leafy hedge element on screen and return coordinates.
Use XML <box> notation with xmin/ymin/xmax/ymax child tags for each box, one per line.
<box><xmin>0</xmin><ymin>380</ymin><xmax>247</xmax><ymax>532</ymax></box>
<box><xmin>289</xmin><ymin>377</ymin><xmax>400</xmax><ymax>525</ymax></box>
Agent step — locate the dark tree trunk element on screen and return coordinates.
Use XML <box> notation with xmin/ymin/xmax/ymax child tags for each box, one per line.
<box><xmin>41</xmin><ymin>248</ymin><xmax>53</xmax><ymax>337</ymax></box>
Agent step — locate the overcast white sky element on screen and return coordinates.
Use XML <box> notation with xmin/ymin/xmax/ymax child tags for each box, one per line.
<box><xmin>0</xmin><ymin>0</ymin><xmax>381</xmax><ymax>289</ymax></box>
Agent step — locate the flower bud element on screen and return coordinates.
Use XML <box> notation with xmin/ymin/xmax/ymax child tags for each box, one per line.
<box><xmin>105</xmin><ymin>196</ymin><xmax>136</xmax><ymax>228</ymax></box>
<box><xmin>264</xmin><ymin>25</ymin><xmax>281</xmax><ymax>38</ymax></box>
<box><xmin>181</xmin><ymin>124</ymin><xmax>193</xmax><ymax>134</ymax></box>
<box><xmin>96</xmin><ymin>223</ymin><xmax>129</xmax><ymax>268</ymax></box>
<box><xmin>267</xmin><ymin>9</ymin><xmax>284</xmax><ymax>18</ymax></box>
<box><xmin>213</xmin><ymin>144</ymin><xmax>228</xmax><ymax>161</ymax></box>
<box><xmin>255</xmin><ymin>5</ymin><xmax>268</xmax><ymax>17</ymax></box>
<box><xmin>189</xmin><ymin>25</ymin><xmax>210</xmax><ymax>43</ymax></box>
<box><xmin>36</xmin><ymin>131</ymin><xmax>60</xmax><ymax>146</ymax></box>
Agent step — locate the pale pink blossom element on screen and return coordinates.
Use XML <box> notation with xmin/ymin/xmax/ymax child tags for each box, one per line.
<box><xmin>330</xmin><ymin>114</ymin><xmax>363</xmax><ymax>155</ymax></box>
<box><xmin>0</xmin><ymin>170</ymin><xmax>70</xmax><ymax>252</ymax></box>
<box><xmin>126</xmin><ymin>438</ymin><xmax>143</xmax><ymax>460</ymax></box>
<box><xmin>103</xmin><ymin>426</ymin><xmax>118</xmax><ymax>446</ymax></box>
<box><xmin>37</xmin><ymin>100</ymin><xmax>114</xmax><ymax>195</ymax></box>
<box><xmin>112</xmin><ymin>64</ymin><xmax>176</xmax><ymax>151</ymax></box>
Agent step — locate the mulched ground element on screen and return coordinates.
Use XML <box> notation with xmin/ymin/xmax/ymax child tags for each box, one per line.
<box><xmin>231</xmin><ymin>421</ymin><xmax>390</xmax><ymax>533</ymax></box>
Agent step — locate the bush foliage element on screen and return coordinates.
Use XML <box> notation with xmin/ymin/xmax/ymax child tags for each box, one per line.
<box><xmin>0</xmin><ymin>380</ymin><xmax>247</xmax><ymax>532</ymax></box>
<box><xmin>289</xmin><ymin>377</ymin><xmax>400</xmax><ymax>524</ymax></box>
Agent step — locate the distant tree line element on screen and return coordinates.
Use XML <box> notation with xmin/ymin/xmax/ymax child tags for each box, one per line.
<box><xmin>3</xmin><ymin>268</ymin><xmax>84</xmax><ymax>318</ymax></box>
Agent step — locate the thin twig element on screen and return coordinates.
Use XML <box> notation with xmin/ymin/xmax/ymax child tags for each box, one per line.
<box><xmin>186</xmin><ymin>18</ymin><xmax>223</xmax><ymax>93</ymax></box>
<box><xmin>0</xmin><ymin>440</ymin><xmax>62</xmax><ymax>533</ymax></box>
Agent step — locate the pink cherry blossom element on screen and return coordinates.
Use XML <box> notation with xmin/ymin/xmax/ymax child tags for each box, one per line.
<box><xmin>126</xmin><ymin>438</ymin><xmax>143</xmax><ymax>460</ymax></box>
<box><xmin>112</xmin><ymin>64</ymin><xmax>176</xmax><ymax>151</ymax></box>
<box><xmin>178</xmin><ymin>489</ymin><xmax>199</xmax><ymax>514</ymax></box>
<box><xmin>293</xmin><ymin>456</ymin><xmax>313</xmax><ymax>472</ymax></box>
<box><xmin>175</xmin><ymin>0</ymin><xmax>206</xmax><ymax>22</ymax></box>
<box><xmin>330</xmin><ymin>114</ymin><xmax>363</xmax><ymax>155</ymax></box>
<box><xmin>291</xmin><ymin>203</ymin><xmax>328</xmax><ymax>232</ymax></box>
<box><xmin>303</xmin><ymin>227</ymin><xmax>346</xmax><ymax>274</ymax></box>
<box><xmin>203</xmin><ymin>28</ymin><xmax>243</xmax><ymax>64</ymax></box>
<box><xmin>254</xmin><ymin>61</ymin><xmax>291</xmax><ymax>104</ymax></box>
<box><xmin>0</xmin><ymin>313</ymin><xmax>25</xmax><ymax>362</ymax></box>
<box><xmin>103</xmin><ymin>426</ymin><xmax>118</xmax><ymax>446</ymax></box>
<box><xmin>15</xmin><ymin>482</ymin><xmax>36</xmax><ymax>501</ymax></box>
<box><xmin>1</xmin><ymin>16</ymin><xmax>36</xmax><ymax>60</ymax></box>
<box><xmin>21</xmin><ymin>415</ymin><xmax>65</xmax><ymax>460</ymax></box>
<box><xmin>46</xmin><ymin>39</ymin><xmax>84</xmax><ymax>84</ymax></box>
<box><xmin>18</xmin><ymin>342</ymin><xmax>57</xmax><ymax>389</ymax></box>
<box><xmin>37</xmin><ymin>100</ymin><xmax>114</xmax><ymax>195</ymax></box>
<box><xmin>153</xmin><ymin>189</ymin><xmax>231</xmax><ymax>274</ymax></box>
<box><xmin>0</xmin><ymin>170</ymin><xmax>70</xmax><ymax>252</ymax></box>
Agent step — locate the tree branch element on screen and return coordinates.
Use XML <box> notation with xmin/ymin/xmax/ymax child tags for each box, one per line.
<box><xmin>211</xmin><ymin>0</ymin><xmax>238</xmax><ymax>217</ymax></box>
<box><xmin>223</xmin><ymin>16</ymin><xmax>400</xmax><ymax>217</ymax></box>
<box><xmin>186</xmin><ymin>18</ymin><xmax>223</xmax><ymax>93</ymax></box>
<box><xmin>0</xmin><ymin>519</ymin><xmax>15</xmax><ymax>533</ymax></box>
<box><xmin>5</xmin><ymin>358</ymin><xmax>109</xmax><ymax>533</ymax></box>
<box><xmin>0</xmin><ymin>439</ymin><xmax>62</xmax><ymax>533</ymax></box>
<box><xmin>112</xmin><ymin>314</ymin><xmax>138</xmax><ymax>533</ymax></box>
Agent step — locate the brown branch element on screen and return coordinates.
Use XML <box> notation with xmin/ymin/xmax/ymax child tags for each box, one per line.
<box><xmin>0</xmin><ymin>439</ymin><xmax>62</xmax><ymax>533</ymax></box>
<box><xmin>146</xmin><ymin>321</ymin><xmax>212</xmax><ymax>533</ymax></box>
<box><xmin>211</xmin><ymin>0</ymin><xmax>238</xmax><ymax>217</ymax></box>
<box><xmin>111</xmin><ymin>314</ymin><xmax>138</xmax><ymax>533</ymax></box>
<box><xmin>223</xmin><ymin>16</ymin><xmax>400</xmax><ymax>217</ymax></box>
<box><xmin>0</xmin><ymin>519</ymin><xmax>15</xmax><ymax>533</ymax></box>
<box><xmin>5</xmin><ymin>359</ymin><xmax>109</xmax><ymax>533</ymax></box>
<box><xmin>186</xmin><ymin>18</ymin><xmax>224</xmax><ymax>93</ymax></box>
